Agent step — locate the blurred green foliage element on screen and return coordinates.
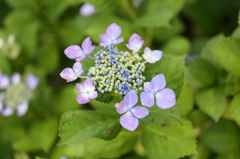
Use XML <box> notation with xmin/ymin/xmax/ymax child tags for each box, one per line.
<box><xmin>0</xmin><ymin>0</ymin><xmax>240</xmax><ymax>159</ymax></box>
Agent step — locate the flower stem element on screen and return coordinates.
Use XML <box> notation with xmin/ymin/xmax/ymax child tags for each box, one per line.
<box><xmin>87</xmin><ymin>55</ymin><xmax>96</xmax><ymax>60</ymax></box>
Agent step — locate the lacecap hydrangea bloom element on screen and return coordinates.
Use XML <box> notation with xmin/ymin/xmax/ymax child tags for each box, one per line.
<box><xmin>0</xmin><ymin>71</ymin><xmax>39</xmax><ymax>116</ymax></box>
<box><xmin>60</xmin><ymin>23</ymin><xmax>176</xmax><ymax>131</ymax></box>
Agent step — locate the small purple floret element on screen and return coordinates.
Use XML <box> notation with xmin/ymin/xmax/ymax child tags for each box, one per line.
<box><xmin>115</xmin><ymin>90</ymin><xmax>149</xmax><ymax>131</ymax></box>
<box><xmin>142</xmin><ymin>47</ymin><xmax>162</xmax><ymax>63</ymax></box>
<box><xmin>140</xmin><ymin>74</ymin><xmax>176</xmax><ymax>109</ymax></box>
<box><xmin>0</xmin><ymin>71</ymin><xmax>9</xmax><ymax>90</ymax></box>
<box><xmin>126</xmin><ymin>33</ymin><xmax>144</xmax><ymax>53</ymax></box>
<box><xmin>99</xmin><ymin>23</ymin><xmax>124</xmax><ymax>47</ymax></box>
<box><xmin>26</xmin><ymin>74</ymin><xmax>39</xmax><ymax>90</ymax></box>
<box><xmin>60</xmin><ymin>62</ymin><xmax>84</xmax><ymax>82</ymax></box>
<box><xmin>76</xmin><ymin>78</ymin><xmax>98</xmax><ymax>104</ymax></box>
<box><xmin>64</xmin><ymin>37</ymin><xmax>95</xmax><ymax>61</ymax></box>
<box><xmin>80</xmin><ymin>3</ymin><xmax>96</xmax><ymax>16</ymax></box>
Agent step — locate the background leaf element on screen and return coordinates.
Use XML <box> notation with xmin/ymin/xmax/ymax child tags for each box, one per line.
<box><xmin>142</xmin><ymin>119</ymin><xmax>196</xmax><ymax>159</ymax></box>
<box><xmin>196</xmin><ymin>86</ymin><xmax>226</xmax><ymax>122</ymax></box>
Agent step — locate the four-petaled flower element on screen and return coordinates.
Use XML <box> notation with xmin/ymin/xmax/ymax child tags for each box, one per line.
<box><xmin>64</xmin><ymin>37</ymin><xmax>95</xmax><ymax>61</ymax></box>
<box><xmin>141</xmin><ymin>74</ymin><xmax>176</xmax><ymax>109</ymax></box>
<box><xmin>142</xmin><ymin>47</ymin><xmax>162</xmax><ymax>63</ymax></box>
<box><xmin>60</xmin><ymin>62</ymin><xmax>84</xmax><ymax>82</ymax></box>
<box><xmin>115</xmin><ymin>90</ymin><xmax>149</xmax><ymax>131</ymax></box>
<box><xmin>76</xmin><ymin>78</ymin><xmax>98</xmax><ymax>104</ymax></box>
<box><xmin>126</xmin><ymin>33</ymin><xmax>144</xmax><ymax>53</ymax></box>
<box><xmin>99</xmin><ymin>23</ymin><xmax>124</xmax><ymax>47</ymax></box>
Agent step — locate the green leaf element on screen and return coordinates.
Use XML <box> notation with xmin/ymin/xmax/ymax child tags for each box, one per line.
<box><xmin>238</xmin><ymin>10</ymin><xmax>240</xmax><ymax>26</ymax></box>
<box><xmin>53</xmin><ymin>85</ymin><xmax>81</xmax><ymax>115</ymax></box>
<box><xmin>162</xmin><ymin>36</ymin><xmax>190</xmax><ymax>56</ymax></box>
<box><xmin>58</xmin><ymin>110</ymin><xmax>121</xmax><ymax>145</ymax></box>
<box><xmin>185</xmin><ymin>58</ymin><xmax>217</xmax><ymax>89</ymax></box>
<box><xmin>37</xmin><ymin>33</ymin><xmax>59</xmax><ymax>74</ymax></box>
<box><xmin>200</xmin><ymin>33</ymin><xmax>225</xmax><ymax>66</ymax></box>
<box><xmin>5</xmin><ymin>0</ymin><xmax>39</xmax><ymax>12</ymax></box>
<box><xmin>177</xmin><ymin>81</ymin><xmax>194</xmax><ymax>117</ymax></box>
<box><xmin>135</xmin><ymin>0</ymin><xmax>184</xmax><ymax>27</ymax></box>
<box><xmin>200</xmin><ymin>119</ymin><xmax>240</xmax><ymax>154</ymax></box>
<box><xmin>83</xmin><ymin>130</ymin><xmax>139</xmax><ymax>158</ymax></box>
<box><xmin>140</xmin><ymin>106</ymin><xmax>181</xmax><ymax>125</ymax></box>
<box><xmin>95</xmin><ymin>92</ymin><xmax>114</xmax><ymax>103</ymax></box>
<box><xmin>143</xmin><ymin>54</ymin><xmax>185</xmax><ymax>98</ymax></box>
<box><xmin>211</xmin><ymin>37</ymin><xmax>240</xmax><ymax>78</ymax></box>
<box><xmin>142</xmin><ymin>119</ymin><xmax>196</xmax><ymax>159</ymax></box>
<box><xmin>196</xmin><ymin>86</ymin><xmax>226</xmax><ymax>122</ymax></box>
<box><xmin>230</xmin><ymin>92</ymin><xmax>240</xmax><ymax>126</ymax></box>
<box><xmin>134</xmin><ymin>10</ymin><xmax>173</xmax><ymax>28</ymax></box>
<box><xmin>153</xmin><ymin>18</ymin><xmax>184</xmax><ymax>42</ymax></box>
<box><xmin>43</xmin><ymin>0</ymin><xmax>71</xmax><ymax>22</ymax></box>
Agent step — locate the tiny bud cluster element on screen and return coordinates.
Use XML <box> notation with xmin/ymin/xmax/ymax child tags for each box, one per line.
<box><xmin>88</xmin><ymin>46</ymin><xmax>145</xmax><ymax>95</ymax></box>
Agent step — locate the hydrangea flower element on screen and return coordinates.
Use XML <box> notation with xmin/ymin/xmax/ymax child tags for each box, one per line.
<box><xmin>64</xmin><ymin>37</ymin><xmax>95</xmax><ymax>61</ymax></box>
<box><xmin>140</xmin><ymin>74</ymin><xmax>176</xmax><ymax>109</ymax></box>
<box><xmin>60</xmin><ymin>62</ymin><xmax>84</xmax><ymax>82</ymax></box>
<box><xmin>142</xmin><ymin>47</ymin><xmax>162</xmax><ymax>63</ymax></box>
<box><xmin>115</xmin><ymin>90</ymin><xmax>149</xmax><ymax>131</ymax></box>
<box><xmin>126</xmin><ymin>33</ymin><xmax>144</xmax><ymax>53</ymax></box>
<box><xmin>80</xmin><ymin>3</ymin><xmax>96</xmax><ymax>16</ymax></box>
<box><xmin>61</xmin><ymin>23</ymin><xmax>176</xmax><ymax>131</ymax></box>
<box><xmin>99</xmin><ymin>23</ymin><xmax>124</xmax><ymax>47</ymax></box>
<box><xmin>76</xmin><ymin>78</ymin><xmax>98</xmax><ymax>104</ymax></box>
<box><xmin>0</xmin><ymin>72</ymin><xmax>39</xmax><ymax>116</ymax></box>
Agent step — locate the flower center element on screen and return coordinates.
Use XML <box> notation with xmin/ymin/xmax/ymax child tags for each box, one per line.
<box><xmin>87</xmin><ymin>45</ymin><xmax>146</xmax><ymax>95</ymax></box>
<box><xmin>2</xmin><ymin>83</ymin><xmax>32</xmax><ymax>108</ymax></box>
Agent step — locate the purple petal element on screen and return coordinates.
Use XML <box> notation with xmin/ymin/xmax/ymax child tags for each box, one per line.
<box><xmin>75</xmin><ymin>54</ymin><xmax>87</xmax><ymax>61</ymax></box>
<box><xmin>64</xmin><ymin>45</ymin><xmax>82</xmax><ymax>60</ymax></box>
<box><xmin>82</xmin><ymin>37</ymin><xmax>95</xmax><ymax>54</ymax></box>
<box><xmin>60</xmin><ymin>157</ymin><xmax>68</xmax><ymax>159</ymax></box>
<box><xmin>143</xmin><ymin>82</ymin><xmax>153</xmax><ymax>93</ymax></box>
<box><xmin>112</xmin><ymin>37</ymin><xmax>124</xmax><ymax>45</ymax></box>
<box><xmin>80</xmin><ymin>3</ymin><xmax>96</xmax><ymax>16</ymax></box>
<box><xmin>88</xmin><ymin>91</ymin><xmax>98</xmax><ymax>99</ymax></box>
<box><xmin>83</xmin><ymin>78</ymin><xmax>95</xmax><ymax>92</ymax></box>
<box><xmin>99</xmin><ymin>34</ymin><xmax>110</xmax><ymax>43</ymax></box>
<box><xmin>115</xmin><ymin>101</ymin><xmax>128</xmax><ymax>114</ymax></box>
<box><xmin>152</xmin><ymin>50</ymin><xmax>162</xmax><ymax>62</ymax></box>
<box><xmin>99</xmin><ymin>41</ymin><xmax>112</xmax><ymax>47</ymax></box>
<box><xmin>106</xmin><ymin>23</ymin><xmax>122</xmax><ymax>40</ymax></box>
<box><xmin>16</xmin><ymin>101</ymin><xmax>28</xmax><ymax>116</ymax></box>
<box><xmin>126</xmin><ymin>33</ymin><xmax>144</xmax><ymax>52</ymax></box>
<box><xmin>120</xmin><ymin>111</ymin><xmax>139</xmax><ymax>131</ymax></box>
<box><xmin>11</xmin><ymin>72</ymin><xmax>21</xmax><ymax>84</ymax></box>
<box><xmin>73</xmin><ymin>62</ymin><xmax>84</xmax><ymax>77</ymax></box>
<box><xmin>124</xmin><ymin>90</ymin><xmax>138</xmax><ymax>109</ymax></box>
<box><xmin>0</xmin><ymin>73</ymin><xmax>9</xmax><ymax>90</ymax></box>
<box><xmin>76</xmin><ymin>92</ymin><xmax>90</xmax><ymax>104</ymax></box>
<box><xmin>131</xmin><ymin>106</ymin><xmax>149</xmax><ymax>119</ymax></box>
<box><xmin>151</xmin><ymin>74</ymin><xmax>166</xmax><ymax>92</ymax></box>
<box><xmin>140</xmin><ymin>92</ymin><xmax>154</xmax><ymax>107</ymax></box>
<box><xmin>2</xmin><ymin>106</ymin><xmax>14</xmax><ymax>116</ymax></box>
<box><xmin>60</xmin><ymin>68</ymin><xmax>76</xmax><ymax>82</ymax></box>
<box><xmin>156</xmin><ymin>88</ymin><xmax>176</xmax><ymax>109</ymax></box>
<box><xmin>26</xmin><ymin>74</ymin><xmax>39</xmax><ymax>90</ymax></box>
<box><xmin>76</xmin><ymin>83</ymin><xmax>84</xmax><ymax>92</ymax></box>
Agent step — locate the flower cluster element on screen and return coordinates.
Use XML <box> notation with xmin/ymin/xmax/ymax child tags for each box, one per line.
<box><xmin>0</xmin><ymin>71</ymin><xmax>39</xmax><ymax>116</ymax></box>
<box><xmin>60</xmin><ymin>23</ymin><xmax>176</xmax><ymax>131</ymax></box>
